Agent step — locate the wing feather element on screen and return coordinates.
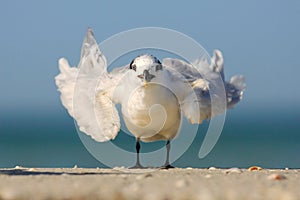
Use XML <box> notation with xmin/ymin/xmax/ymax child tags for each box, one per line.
<box><xmin>55</xmin><ymin>58</ymin><xmax>78</xmax><ymax>117</ymax></box>
<box><xmin>55</xmin><ymin>28</ymin><xmax>120</xmax><ymax>142</ymax></box>
<box><xmin>163</xmin><ymin>50</ymin><xmax>245</xmax><ymax>124</ymax></box>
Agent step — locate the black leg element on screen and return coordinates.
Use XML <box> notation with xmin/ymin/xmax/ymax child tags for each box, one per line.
<box><xmin>161</xmin><ymin>140</ymin><xmax>175</xmax><ymax>169</ymax></box>
<box><xmin>130</xmin><ymin>138</ymin><xmax>144</xmax><ymax>169</ymax></box>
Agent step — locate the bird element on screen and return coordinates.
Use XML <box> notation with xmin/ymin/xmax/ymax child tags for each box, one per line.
<box><xmin>55</xmin><ymin>28</ymin><xmax>246</xmax><ymax>169</ymax></box>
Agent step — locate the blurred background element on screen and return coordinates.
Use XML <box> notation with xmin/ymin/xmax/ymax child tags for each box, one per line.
<box><xmin>0</xmin><ymin>0</ymin><xmax>299</xmax><ymax>168</ymax></box>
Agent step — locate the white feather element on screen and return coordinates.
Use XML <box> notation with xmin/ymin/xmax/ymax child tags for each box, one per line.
<box><xmin>163</xmin><ymin>50</ymin><xmax>246</xmax><ymax>124</ymax></box>
<box><xmin>55</xmin><ymin>29</ymin><xmax>120</xmax><ymax>142</ymax></box>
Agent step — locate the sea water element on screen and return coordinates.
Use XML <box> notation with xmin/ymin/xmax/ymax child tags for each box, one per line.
<box><xmin>0</xmin><ymin>108</ymin><xmax>299</xmax><ymax>169</ymax></box>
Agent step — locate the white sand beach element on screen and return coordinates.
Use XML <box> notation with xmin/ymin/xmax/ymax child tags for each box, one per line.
<box><xmin>0</xmin><ymin>167</ymin><xmax>299</xmax><ymax>200</ymax></box>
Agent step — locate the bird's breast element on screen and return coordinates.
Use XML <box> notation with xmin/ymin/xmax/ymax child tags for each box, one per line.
<box><xmin>122</xmin><ymin>83</ymin><xmax>181</xmax><ymax>140</ymax></box>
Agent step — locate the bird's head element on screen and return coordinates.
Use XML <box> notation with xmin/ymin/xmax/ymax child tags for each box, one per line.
<box><xmin>129</xmin><ymin>54</ymin><xmax>162</xmax><ymax>83</ymax></box>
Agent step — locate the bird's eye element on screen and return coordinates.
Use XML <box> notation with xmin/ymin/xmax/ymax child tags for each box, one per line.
<box><xmin>155</xmin><ymin>64</ymin><xmax>162</xmax><ymax>71</ymax></box>
<box><xmin>155</xmin><ymin>60</ymin><xmax>162</xmax><ymax>71</ymax></box>
<box><xmin>132</xmin><ymin>64</ymin><xmax>136</xmax><ymax>71</ymax></box>
<box><xmin>129</xmin><ymin>60</ymin><xmax>136</xmax><ymax>71</ymax></box>
<box><xmin>201</xmin><ymin>89</ymin><xmax>208</xmax><ymax>95</ymax></box>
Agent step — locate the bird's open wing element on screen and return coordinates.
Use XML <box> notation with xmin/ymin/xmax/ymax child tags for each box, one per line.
<box><xmin>162</xmin><ymin>57</ymin><xmax>203</xmax><ymax>82</ymax></box>
<box><xmin>163</xmin><ymin>50</ymin><xmax>246</xmax><ymax>124</ymax></box>
<box><xmin>55</xmin><ymin>28</ymin><xmax>120</xmax><ymax>142</ymax></box>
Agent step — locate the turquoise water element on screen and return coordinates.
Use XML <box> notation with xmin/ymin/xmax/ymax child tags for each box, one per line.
<box><xmin>0</xmin><ymin>108</ymin><xmax>299</xmax><ymax>168</ymax></box>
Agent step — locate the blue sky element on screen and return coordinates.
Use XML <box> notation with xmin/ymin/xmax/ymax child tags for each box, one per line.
<box><xmin>0</xmin><ymin>0</ymin><xmax>300</xmax><ymax>115</ymax></box>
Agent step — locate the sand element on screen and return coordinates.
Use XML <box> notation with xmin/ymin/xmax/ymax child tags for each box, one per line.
<box><xmin>0</xmin><ymin>167</ymin><xmax>299</xmax><ymax>200</ymax></box>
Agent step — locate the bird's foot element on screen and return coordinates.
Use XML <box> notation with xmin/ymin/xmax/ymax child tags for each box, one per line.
<box><xmin>129</xmin><ymin>164</ymin><xmax>145</xmax><ymax>169</ymax></box>
<box><xmin>160</xmin><ymin>164</ymin><xmax>175</xmax><ymax>170</ymax></box>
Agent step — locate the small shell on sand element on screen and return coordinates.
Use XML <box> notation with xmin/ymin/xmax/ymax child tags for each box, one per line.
<box><xmin>225</xmin><ymin>168</ymin><xmax>242</xmax><ymax>174</ymax></box>
<box><xmin>208</xmin><ymin>167</ymin><xmax>217</xmax><ymax>170</ymax></box>
<box><xmin>144</xmin><ymin>173</ymin><xmax>153</xmax><ymax>178</ymax></box>
<box><xmin>268</xmin><ymin>174</ymin><xmax>287</xmax><ymax>180</ymax></box>
<box><xmin>135</xmin><ymin>173</ymin><xmax>153</xmax><ymax>180</ymax></box>
<box><xmin>28</xmin><ymin>168</ymin><xmax>35</xmax><ymax>172</ymax></box>
<box><xmin>248</xmin><ymin>166</ymin><xmax>263</xmax><ymax>171</ymax></box>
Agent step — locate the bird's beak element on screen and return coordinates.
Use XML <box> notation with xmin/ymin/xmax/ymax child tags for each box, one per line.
<box><xmin>137</xmin><ymin>70</ymin><xmax>155</xmax><ymax>82</ymax></box>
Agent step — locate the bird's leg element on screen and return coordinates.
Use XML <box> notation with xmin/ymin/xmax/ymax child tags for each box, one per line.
<box><xmin>130</xmin><ymin>137</ymin><xmax>144</xmax><ymax>169</ymax></box>
<box><xmin>161</xmin><ymin>140</ymin><xmax>175</xmax><ymax>169</ymax></box>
